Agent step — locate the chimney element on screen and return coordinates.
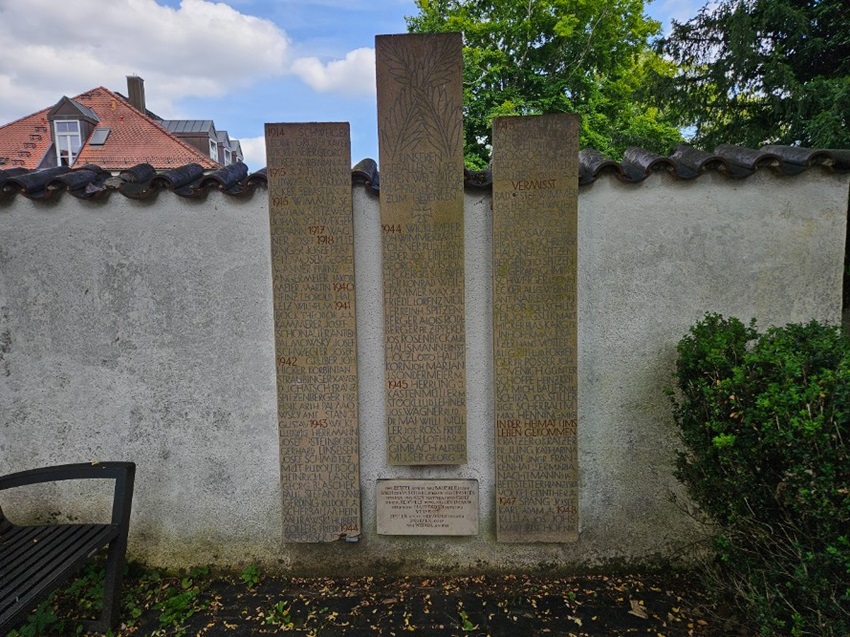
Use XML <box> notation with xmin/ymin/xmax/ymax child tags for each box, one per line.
<box><xmin>127</xmin><ymin>75</ymin><xmax>146</xmax><ymax>113</ymax></box>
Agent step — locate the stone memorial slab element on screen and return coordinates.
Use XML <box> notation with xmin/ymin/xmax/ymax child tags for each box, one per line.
<box><xmin>492</xmin><ymin>114</ymin><xmax>580</xmax><ymax>543</ymax></box>
<box><xmin>266</xmin><ymin>122</ymin><xmax>361</xmax><ymax>542</ymax></box>
<box><xmin>376</xmin><ymin>479</ymin><xmax>479</xmax><ymax>535</ymax></box>
<box><xmin>376</xmin><ymin>33</ymin><xmax>467</xmax><ymax>465</ymax></box>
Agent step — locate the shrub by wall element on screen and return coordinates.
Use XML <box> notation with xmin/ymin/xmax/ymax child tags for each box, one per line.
<box><xmin>672</xmin><ymin>315</ymin><xmax>850</xmax><ymax>636</ymax></box>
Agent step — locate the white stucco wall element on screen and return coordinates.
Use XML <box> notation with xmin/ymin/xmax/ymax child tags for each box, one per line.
<box><xmin>0</xmin><ymin>168</ymin><xmax>847</xmax><ymax>573</ymax></box>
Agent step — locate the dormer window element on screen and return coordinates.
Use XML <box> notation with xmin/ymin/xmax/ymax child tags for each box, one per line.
<box><xmin>209</xmin><ymin>139</ymin><xmax>217</xmax><ymax>161</ymax></box>
<box><xmin>55</xmin><ymin>120</ymin><xmax>81</xmax><ymax>166</ymax></box>
<box><xmin>46</xmin><ymin>96</ymin><xmax>97</xmax><ymax>168</ymax></box>
<box><xmin>224</xmin><ymin>148</ymin><xmax>232</xmax><ymax>165</ymax></box>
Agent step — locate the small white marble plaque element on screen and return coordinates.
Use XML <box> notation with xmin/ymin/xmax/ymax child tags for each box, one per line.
<box><xmin>376</xmin><ymin>479</ymin><xmax>479</xmax><ymax>536</ymax></box>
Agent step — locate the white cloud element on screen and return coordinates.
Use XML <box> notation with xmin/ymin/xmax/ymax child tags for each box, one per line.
<box><xmin>0</xmin><ymin>0</ymin><xmax>289</xmax><ymax>121</ymax></box>
<box><xmin>290</xmin><ymin>48</ymin><xmax>376</xmax><ymax>97</ymax></box>
<box><xmin>238</xmin><ymin>135</ymin><xmax>267</xmax><ymax>172</ymax></box>
<box><xmin>0</xmin><ymin>0</ymin><xmax>380</xmax><ymax>165</ymax></box>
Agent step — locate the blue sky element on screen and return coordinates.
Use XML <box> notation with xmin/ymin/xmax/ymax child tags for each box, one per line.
<box><xmin>0</xmin><ymin>0</ymin><xmax>706</xmax><ymax>172</ymax></box>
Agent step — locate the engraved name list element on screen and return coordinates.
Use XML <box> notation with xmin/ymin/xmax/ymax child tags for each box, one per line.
<box><xmin>266</xmin><ymin>123</ymin><xmax>361</xmax><ymax>542</ymax></box>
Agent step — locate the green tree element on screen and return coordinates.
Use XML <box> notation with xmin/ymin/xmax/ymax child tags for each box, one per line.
<box><xmin>653</xmin><ymin>0</ymin><xmax>850</xmax><ymax>150</ymax></box>
<box><xmin>406</xmin><ymin>0</ymin><xmax>683</xmax><ymax>168</ymax></box>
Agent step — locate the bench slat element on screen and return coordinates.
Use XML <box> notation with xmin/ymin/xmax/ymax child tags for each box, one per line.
<box><xmin>0</xmin><ymin>523</ymin><xmax>117</xmax><ymax>628</ymax></box>
<box><xmin>1</xmin><ymin>525</ymin><xmax>86</xmax><ymax>579</ymax></box>
<box><xmin>0</xmin><ymin>524</ymin><xmax>43</xmax><ymax>571</ymax></box>
<box><xmin>0</xmin><ymin>462</ymin><xmax>135</xmax><ymax>633</ymax></box>
<box><xmin>1</xmin><ymin>523</ymin><xmax>116</xmax><ymax>586</ymax></box>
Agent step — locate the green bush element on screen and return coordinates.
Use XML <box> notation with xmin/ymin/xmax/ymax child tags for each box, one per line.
<box><xmin>672</xmin><ymin>314</ymin><xmax>850</xmax><ymax>636</ymax></box>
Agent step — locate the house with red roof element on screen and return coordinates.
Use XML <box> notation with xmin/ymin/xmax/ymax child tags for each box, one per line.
<box><xmin>0</xmin><ymin>76</ymin><xmax>243</xmax><ymax>173</ymax></box>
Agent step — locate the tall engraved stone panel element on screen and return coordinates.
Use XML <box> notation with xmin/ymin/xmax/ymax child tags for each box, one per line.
<box><xmin>492</xmin><ymin>114</ymin><xmax>579</xmax><ymax>542</ymax></box>
<box><xmin>266</xmin><ymin>123</ymin><xmax>360</xmax><ymax>542</ymax></box>
<box><xmin>376</xmin><ymin>33</ymin><xmax>467</xmax><ymax>465</ymax></box>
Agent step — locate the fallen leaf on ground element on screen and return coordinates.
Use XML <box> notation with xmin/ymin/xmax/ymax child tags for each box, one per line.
<box><xmin>629</xmin><ymin>598</ymin><xmax>649</xmax><ymax>619</ymax></box>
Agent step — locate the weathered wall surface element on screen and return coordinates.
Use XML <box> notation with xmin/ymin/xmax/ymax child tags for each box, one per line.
<box><xmin>0</xmin><ymin>168</ymin><xmax>847</xmax><ymax>573</ymax></box>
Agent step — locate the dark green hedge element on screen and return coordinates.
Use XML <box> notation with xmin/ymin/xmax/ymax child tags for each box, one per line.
<box><xmin>672</xmin><ymin>315</ymin><xmax>850</xmax><ymax>636</ymax></box>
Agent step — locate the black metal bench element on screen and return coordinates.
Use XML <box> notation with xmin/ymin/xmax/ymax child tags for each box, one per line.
<box><xmin>0</xmin><ymin>462</ymin><xmax>135</xmax><ymax>634</ymax></box>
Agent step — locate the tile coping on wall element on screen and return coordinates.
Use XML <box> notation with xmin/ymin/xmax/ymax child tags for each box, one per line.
<box><xmin>1</xmin><ymin>144</ymin><xmax>849</xmax><ymax>202</ymax></box>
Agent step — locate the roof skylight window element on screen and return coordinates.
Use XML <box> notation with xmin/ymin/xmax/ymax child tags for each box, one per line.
<box><xmin>89</xmin><ymin>127</ymin><xmax>111</xmax><ymax>145</ymax></box>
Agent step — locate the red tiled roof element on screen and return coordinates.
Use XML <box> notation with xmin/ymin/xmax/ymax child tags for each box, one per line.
<box><xmin>0</xmin><ymin>109</ymin><xmax>52</xmax><ymax>170</ymax></box>
<box><xmin>0</xmin><ymin>87</ymin><xmax>219</xmax><ymax>171</ymax></box>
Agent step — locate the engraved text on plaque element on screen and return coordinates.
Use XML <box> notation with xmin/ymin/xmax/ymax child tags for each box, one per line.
<box><xmin>266</xmin><ymin>122</ymin><xmax>361</xmax><ymax>542</ymax></box>
<box><xmin>376</xmin><ymin>33</ymin><xmax>467</xmax><ymax>465</ymax></box>
<box><xmin>377</xmin><ymin>479</ymin><xmax>479</xmax><ymax>536</ymax></box>
<box><xmin>492</xmin><ymin>114</ymin><xmax>579</xmax><ymax>543</ymax></box>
